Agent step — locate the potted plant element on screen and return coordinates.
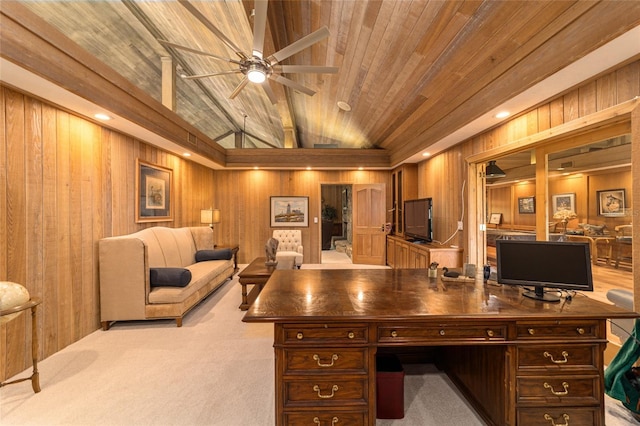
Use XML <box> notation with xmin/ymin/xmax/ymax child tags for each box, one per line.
<box><xmin>322</xmin><ymin>205</ymin><xmax>338</xmax><ymax>222</ymax></box>
<box><xmin>321</xmin><ymin>205</ymin><xmax>338</xmax><ymax>250</ymax></box>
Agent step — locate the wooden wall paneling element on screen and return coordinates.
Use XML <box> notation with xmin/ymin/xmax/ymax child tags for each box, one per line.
<box><xmin>25</xmin><ymin>96</ymin><xmax>43</xmax><ymax>369</ymax></box>
<box><xmin>55</xmin><ymin>110</ymin><xmax>72</xmax><ymax>353</ymax></box>
<box><xmin>632</xmin><ymin>104</ymin><xmax>640</xmax><ymax>311</ymax></box>
<box><xmin>0</xmin><ymin>86</ymin><xmax>6</xmax><ymax>380</ymax></box>
<box><xmin>4</xmin><ymin>89</ymin><xmax>29</xmax><ymax>379</ymax></box>
<box><xmin>617</xmin><ymin>61</ymin><xmax>640</xmax><ymax>101</ymax></box>
<box><xmin>90</xmin><ymin>119</ymin><xmax>104</xmax><ymax>335</ymax></box>
<box><xmin>42</xmin><ymin>103</ymin><xmax>58</xmax><ymax>359</ymax></box>
<box><xmin>68</xmin><ymin>114</ymin><xmax>84</xmax><ymax>343</ymax></box>
<box><xmin>549</xmin><ymin>97</ymin><xmax>564</xmax><ymax>128</ymax></box>
<box><xmin>537</xmin><ymin>104</ymin><xmax>551</xmax><ymax>132</ymax></box>
<box><xmin>579</xmin><ymin>80</ymin><xmax>598</xmax><ymax>117</ymax></box>
<box><xmin>597</xmin><ymin>72</ymin><xmax>617</xmax><ymax>110</ymax></box>
<box><xmin>563</xmin><ymin>88</ymin><xmax>580</xmax><ymax>122</ymax></box>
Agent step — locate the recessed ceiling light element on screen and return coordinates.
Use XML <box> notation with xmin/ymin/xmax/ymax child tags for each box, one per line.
<box><xmin>94</xmin><ymin>113</ymin><xmax>112</xmax><ymax>120</ymax></box>
<box><xmin>337</xmin><ymin>101</ymin><xmax>351</xmax><ymax>111</ymax></box>
<box><xmin>306</xmin><ymin>166</ymin><xmax>312</xmax><ymax>171</ymax></box>
<box><xmin>253</xmin><ymin>166</ymin><xmax>259</xmax><ymax>170</ymax></box>
<box><xmin>422</xmin><ymin>152</ymin><xmax>431</xmax><ymax>157</ymax></box>
<box><xmin>358</xmin><ymin>167</ymin><xmax>363</xmax><ymax>170</ymax></box>
<box><xmin>182</xmin><ymin>152</ymin><xmax>191</xmax><ymax>157</ymax></box>
<box><xmin>495</xmin><ymin>111</ymin><xmax>510</xmax><ymax>119</ymax></box>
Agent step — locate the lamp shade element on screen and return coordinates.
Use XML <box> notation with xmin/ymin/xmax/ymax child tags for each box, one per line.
<box><xmin>486</xmin><ymin>160</ymin><xmax>506</xmax><ymax>178</ymax></box>
<box><xmin>200</xmin><ymin>209</ymin><xmax>221</xmax><ymax>225</ymax></box>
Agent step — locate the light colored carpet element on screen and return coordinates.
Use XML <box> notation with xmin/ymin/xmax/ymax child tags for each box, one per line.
<box><xmin>1</xmin><ymin>264</ymin><xmax>638</xmax><ymax>425</ymax></box>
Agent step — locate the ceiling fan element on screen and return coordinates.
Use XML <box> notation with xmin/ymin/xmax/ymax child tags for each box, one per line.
<box><xmin>158</xmin><ymin>0</ymin><xmax>338</xmax><ymax>104</ymax></box>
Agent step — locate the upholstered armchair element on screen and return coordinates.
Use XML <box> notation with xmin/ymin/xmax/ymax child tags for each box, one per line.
<box><xmin>272</xmin><ymin>229</ymin><xmax>303</xmax><ymax>268</ymax></box>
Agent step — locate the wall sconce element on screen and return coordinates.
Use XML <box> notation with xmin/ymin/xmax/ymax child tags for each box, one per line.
<box><xmin>200</xmin><ymin>208</ymin><xmax>221</xmax><ymax>229</ymax></box>
<box><xmin>486</xmin><ymin>160</ymin><xmax>506</xmax><ymax>178</ymax></box>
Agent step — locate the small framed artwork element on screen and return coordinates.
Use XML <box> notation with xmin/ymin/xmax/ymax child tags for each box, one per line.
<box><xmin>135</xmin><ymin>159</ymin><xmax>173</xmax><ymax>223</ymax></box>
<box><xmin>518</xmin><ymin>196</ymin><xmax>535</xmax><ymax>214</ymax></box>
<box><xmin>270</xmin><ymin>196</ymin><xmax>309</xmax><ymax>227</ymax></box>
<box><xmin>489</xmin><ymin>213</ymin><xmax>502</xmax><ymax>225</ymax></box>
<box><xmin>551</xmin><ymin>193</ymin><xmax>575</xmax><ymax>214</ymax></box>
<box><xmin>597</xmin><ymin>189</ymin><xmax>625</xmax><ymax>217</ymax></box>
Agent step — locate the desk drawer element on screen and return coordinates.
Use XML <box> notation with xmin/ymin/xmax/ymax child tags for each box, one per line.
<box><xmin>284</xmin><ymin>378</ymin><xmax>368</xmax><ymax>407</ymax></box>
<box><xmin>517</xmin><ymin>407</ymin><xmax>601</xmax><ymax>425</ymax></box>
<box><xmin>378</xmin><ymin>323</ymin><xmax>506</xmax><ymax>343</ymax></box>
<box><xmin>516</xmin><ymin>321</ymin><xmax>600</xmax><ymax>340</ymax></box>
<box><xmin>517</xmin><ymin>344</ymin><xmax>599</xmax><ymax>371</ymax></box>
<box><xmin>284</xmin><ymin>349</ymin><xmax>367</xmax><ymax>374</ymax></box>
<box><xmin>516</xmin><ymin>375</ymin><xmax>600</xmax><ymax>405</ymax></box>
<box><xmin>284</xmin><ymin>411</ymin><xmax>367</xmax><ymax>426</ymax></box>
<box><xmin>281</xmin><ymin>324</ymin><xmax>368</xmax><ymax>345</ymax></box>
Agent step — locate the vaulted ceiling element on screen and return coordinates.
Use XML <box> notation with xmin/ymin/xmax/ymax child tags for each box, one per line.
<box><xmin>7</xmin><ymin>1</ymin><xmax>640</xmax><ymax>167</ymax></box>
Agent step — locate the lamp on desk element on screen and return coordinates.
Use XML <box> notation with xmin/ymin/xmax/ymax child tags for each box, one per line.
<box><xmin>200</xmin><ymin>208</ymin><xmax>221</xmax><ymax>229</ymax></box>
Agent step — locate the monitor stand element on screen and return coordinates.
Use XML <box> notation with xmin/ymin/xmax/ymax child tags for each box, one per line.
<box><xmin>523</xmin><ymin>286</ymin><xmax>561</xmax><ymax>303</ymax></box>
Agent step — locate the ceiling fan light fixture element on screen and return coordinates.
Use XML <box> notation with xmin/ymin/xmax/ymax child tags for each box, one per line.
<box><xmin>486</xmin><ymin>160</ymin><xmax>506</xmax><ymax>178</ymax></box>
<box><xmin>247</xmin><ymin>64</ymin><xmax>266</xmax><ymax>83</ymax></box>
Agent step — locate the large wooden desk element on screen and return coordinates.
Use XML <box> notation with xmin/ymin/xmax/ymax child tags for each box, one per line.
<box><xmin>243</xmin><ymin>269</ymin><xmax>638</xmax><ymax>426</ymax></box>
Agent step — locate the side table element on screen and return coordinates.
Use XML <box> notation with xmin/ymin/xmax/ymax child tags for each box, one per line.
<box><xmin>238</xmin><ymin>257</ymin><xmax>287</xmax><ymax>310</ymax></box>
<box><xmin>0</xmin><ymin>297</ymin><xmax>42</xmax><ymax>393</ymax></box>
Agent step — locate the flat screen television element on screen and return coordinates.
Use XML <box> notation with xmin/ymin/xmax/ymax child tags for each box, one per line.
<box><xmin>496</xmin><ymin>239</ymin><xmax>593</xmax><ymax>302</ymax></box>
<box><xmin>404</xmin><ymin>198</ymin><xmax>432</xmax><ymax>242</ymax></box>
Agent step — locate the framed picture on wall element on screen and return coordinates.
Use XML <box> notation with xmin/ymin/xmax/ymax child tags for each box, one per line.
<box><xmin>518</xmin><ymin>196</ymin><xmax>535</xmax><ymax>214</ymax></box>
<box><xmin>489</xmin><ymin>213</ymin><xmax>502</xmax><ymax>225</ymax></box>
<box><xmin>270</xmin><ymin>196</ymin><xmax>309</xmax><ymax>227</ymax></box>
<box><xmin>135</xmin><ymin>159</ymin><xmax>173</xmax><ymax>223</ymax></box>
<box><xmin>597</xmin><ymin>188</ymin><xmax>625</xmax><ymax>216</ymax></box>
<box><xmin>551</xmin><ymin>193</ymin><xmax>575</xmax><ymax>214</ymax></box>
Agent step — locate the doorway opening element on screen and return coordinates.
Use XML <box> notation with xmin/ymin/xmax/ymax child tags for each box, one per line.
<box><xmin>321</xmin><ymin>184</ymin><xmax>352</xmax><ymax>264</ymax></box>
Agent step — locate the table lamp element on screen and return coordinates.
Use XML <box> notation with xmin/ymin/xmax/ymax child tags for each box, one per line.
<box><xmin>200</xmin><ymin>208</ymin><xmax>221</xmax><ymax>229</ymax></box>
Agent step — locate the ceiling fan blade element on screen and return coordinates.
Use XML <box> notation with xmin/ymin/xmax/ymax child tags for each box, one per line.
<box><xmin>182</xmin><ymin>70</ymin><xmax>242</xmax><ymax>80</ymax></box>
<box><xmin>178</xmin><ymin>0</ymin><xmax>248</xmax><ymax>60</ymax></box>
<box><xmin>261</xmin><ymin>81</ymin><xmax>278</xmax><ymax>105</ymax></box>
<box><xmin>270</xmin><ymin>74</ymin><xmax>316</xmax><ymax>96</ymax></box>
<box><xmin>273</xmin><ymin>65</ymin><xmax>338</xmax><ymax>74</ymax></box>
<box><xmin>229</xmin><ymin>77</ymin><xmax>249</xmax><ymax>100</ymax></box>
<box><xmin>157</xmin><ymin>39</ymin><xmax>242</xmax><ymax>65</ymax></box>
<box><xmin>252</xmin><ymin>0</ymin><xmax>268</xmax><ymax>59</ymax></box>
<box><xmin>267</xmin><ymin>26</ymin><xmax>330</xmax><ymax>65</ymax></box>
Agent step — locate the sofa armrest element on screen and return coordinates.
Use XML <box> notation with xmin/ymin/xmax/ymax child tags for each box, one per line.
<box><xmin>99</xmin><ymin>237</ymin><xmax>148</xmax><ymax>322</ymax></box>
<box><xmin>297</xmin><ymin>245</ymin><xmax>303</xmax><ymax>255</ymax></box>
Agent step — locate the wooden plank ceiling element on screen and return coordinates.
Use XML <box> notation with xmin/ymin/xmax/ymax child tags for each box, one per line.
<box><xmin>17</xmin><ymin>0</ymin><xmax>640</xmax><ymax>166</ymax></box>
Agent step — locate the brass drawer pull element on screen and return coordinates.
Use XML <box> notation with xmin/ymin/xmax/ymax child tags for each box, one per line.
<box><xmin>528</xmin><ymin>328</ymin><xmax>535</xmax><ymax>335</ymax></box>
<box><xmin>313</xmin><ymin>417</ymin><xmax>339</xmax><ymax>425</ymax></box>
<box><xmin>576</xmin><ymin>327</ymin><xmax>585</xmax><ymax>335</ymax></box>
<box><xmin>313</xmin><ymin>354</ymin><xmax>339</xmax><ymax>367</ymax></box>
<box><xmin>544</xmin><ymin>381</ymin><xmax>569</xmax><ymax>396</ymax></box>
<box><xmin>439</xmin><ymin>329</ymin><xmax>445</xmax><ymax>336</ymax></box>
<box><xmin>297</xmin><ymin>332</ymin><xmax>304</xmax><ymax>340</ymax></box>
<box><xmin>313</xmin><ymin>384</ymin><xmax>339</xmax><ymax>399</ymax></box>
<box><xmin>390</xmin><ymin>330</ymin><xmax>398</xmax><ymax>338</ymax></box>
<box><xmin>543</xmin><ymin>413</ymin><xmax>569</xmax><ymax>426</ymax></box>
<box><xmin>347</xmin><ymin>331</ymin><xmax>355</xmax><ymax>339</ymax></box>
<box><xmin>544</xmin><ymin>351</ymin><xmax>569</xmax><ymax>364</ymax></box>
<box><xmin>486</xmin><ymin>329</ymin><xmax>494</xmax><ymax>337</ymax></box>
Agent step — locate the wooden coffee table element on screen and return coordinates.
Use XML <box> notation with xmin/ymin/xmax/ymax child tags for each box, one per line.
<box><xmin>238</xmin><ymin>257</ymin><xmax>292</xmax><ymax>310</ymax></box>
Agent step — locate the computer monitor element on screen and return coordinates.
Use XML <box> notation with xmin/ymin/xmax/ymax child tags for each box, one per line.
<box><xmin>496</xmin><ymin>239</ymin><xmax>593</xmax><ymax>302</ymax></box>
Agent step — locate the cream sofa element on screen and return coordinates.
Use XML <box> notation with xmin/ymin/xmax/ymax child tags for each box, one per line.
<box><xmin>99</xmin><ymin>226</ymin><xmax>234</xmax><ymax>329</ymax></box>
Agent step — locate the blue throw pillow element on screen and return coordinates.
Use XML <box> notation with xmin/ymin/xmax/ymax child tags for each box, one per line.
<box><xmin>195</xmin><ymin>248</ymin><xmax>232</xmax><ymax>262</ymax></box>
<box><xmin>149</xmin><ymin>268</ymin><xmax>192</xmax><ymax>288</ymax></box>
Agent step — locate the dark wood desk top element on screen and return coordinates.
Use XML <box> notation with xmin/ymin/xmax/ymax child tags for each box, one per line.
<box><xmin>243</xmin><ymin>269</ymin><xmax>638</xmax><ymax>323</ymax></box>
